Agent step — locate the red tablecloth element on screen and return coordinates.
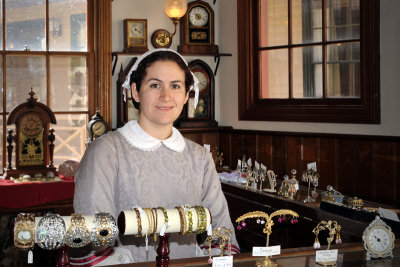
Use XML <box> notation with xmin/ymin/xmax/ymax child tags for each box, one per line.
<box><xmin>0</xmin><ymin>179</ymin><xmax>75</xmax><ymax>209</ymax></box>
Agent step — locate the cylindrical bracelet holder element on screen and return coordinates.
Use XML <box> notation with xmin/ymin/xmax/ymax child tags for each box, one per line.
<box><xmin>117</xmin><ymin>207</ymin><xmax>211</xmax><ymax>236</ymax></box>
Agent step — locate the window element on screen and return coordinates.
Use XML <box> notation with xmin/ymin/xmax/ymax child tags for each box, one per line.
<box><xmin>0</xmin><ymin>0</ymin><xmax>96</xmax><ymax>172</ymax></box>
<box><xmin>237</xmin><ymin>0</ymin><xmax>380</xmax><ymax>123</ymax></box>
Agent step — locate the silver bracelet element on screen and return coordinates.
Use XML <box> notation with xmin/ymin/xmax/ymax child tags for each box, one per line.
<box><xmin>65</xmin><ymin>214</ymin><xmax>91</xmax><ymax>248</ymax></box>
<box><xmin>37</xmin><ymin>214</ymin><xmax>66</xmax><ymax>250</ymax></box>
<box><xmin>90</xmin><ymin>212</ymin><xmax>119</xmax><ymax>247</ymax></box>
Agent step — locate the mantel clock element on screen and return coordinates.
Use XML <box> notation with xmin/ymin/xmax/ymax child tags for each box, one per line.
<box><xmin>178</xmin><ymin>0</ymin><xmax>219</xmax><ymax>55</ymax></box>
<box><xmin>4</xmin><ymin>89</ymin><xmax>57</xmax><ymax>179</ymax></box>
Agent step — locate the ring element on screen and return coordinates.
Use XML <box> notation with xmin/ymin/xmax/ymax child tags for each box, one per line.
<box><xmin>37</xmin><ymin>214</ymin><xmax>66</xmax><ymax>250</ymax></box>
<box><xmin>65</xmin><ymin>214</ymin><xmax>91</xmax><ymax>248</ymax></box>
<box><xmin>90</xmin><ymin>212</ymin><xmax>119</xmax><ymax>247</ymax></box>
<box><xmin>14</xmin><ymin>213</ymin><xmax>35</xmax><ymax>250</ymax></box>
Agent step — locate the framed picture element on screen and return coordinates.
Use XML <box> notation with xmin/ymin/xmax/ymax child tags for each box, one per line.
<box><xmin>123</xmin><ymin>19</ymin><xmax>148</xmax><ymax>53</ymax></box>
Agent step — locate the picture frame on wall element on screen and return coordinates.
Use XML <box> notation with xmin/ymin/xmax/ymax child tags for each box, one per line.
<box><xmin>123</xmin><ymin>19</ymin><xmax>148</xmax><ymax>53</ymax></box>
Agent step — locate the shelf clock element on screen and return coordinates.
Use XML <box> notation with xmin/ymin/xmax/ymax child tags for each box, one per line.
<box><xmin>4</xmin><ymin>89</ymin><xmax>57</xmax><ymax>179</ymax></box>
<box><xmin>174</xmin><ymin>59</ymin><xmax>218</xmax><ymax>128</ymax></box>
<box><xmin>362</xmin><ymin>216</ymin><xmax>395</xmax><ymax>260</ymax></box>
<box><xmin>178</xmin><ymin>0</ymin><xmax>219</xmax><ymax>55</ymax></box>
<box><xmin>87</xmin><ymin>109</ymin><xmax>109</xmax><ymax>142</ymax></box>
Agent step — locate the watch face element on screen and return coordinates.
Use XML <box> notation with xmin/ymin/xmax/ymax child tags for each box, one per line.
<box><xmin>20</xmin><ymin>114</ymin><xmax>44</xmax><ymax>136</ymax></box>
<box><xmin>367</xmin><ymin>227</ymin><xmax>392</xmax><ymax>255</ymax></box>
<box><xmin>193</xmin><ymin>70</ymin><xmax>209</xmax><ymax>93</ymax></box>
<box><xmin>189</xmin><ymin>6</ymin><xmax>209</xmax><ymax>27</ymax></box>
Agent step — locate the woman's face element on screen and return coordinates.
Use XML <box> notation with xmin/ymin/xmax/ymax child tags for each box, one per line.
<box><xmin>132</xmin><ymin>60</ymin><xmax>189</xmax><ymax>132</ymax></box>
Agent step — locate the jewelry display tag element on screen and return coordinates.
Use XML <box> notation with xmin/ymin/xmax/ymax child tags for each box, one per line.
<box><xmin>28</xmin><ymin>250</ymin><xmax>33</xmax><ymax>264</ymax></box>
<box><xmin>252</xmin><ymin>245</ymin><xmax>280</xmax><ymax>257</ymax></box>
<box><xmin>295</xmin><ymin>183</ymin><xmax>299</xmax><ymax>190</ymax></box>
<box><xmin>204</xmin><ymin>144</ymin><xmax>211</xmax><ymax>152</ymax></box>
<box><xmin>379</xmin><ymin>207</ymin><xmax>400</xmax><ymax>222</ymax></box>
<box><xmin>307</xmin><ymin>162</ymin><xmax>317</xmax><ymax>171</ymax></box>
<box><xmin>261</xmin><ymin>163</ymin><xmax>266</xmax><ymax>171</ymax></box>
<box><xmin>255</xmin><ymin>161</ymin><xmax>260</xmax><ymax>170</ymax></box>
<box><xmin>212</xmin><ymin>256</ymin><xmax>233</xmax><ymax>267</ymax></box>
<box><xmin>316</xmin><ymin>249</ymin><xmax>338</xmax><ymax>262</ymax></box>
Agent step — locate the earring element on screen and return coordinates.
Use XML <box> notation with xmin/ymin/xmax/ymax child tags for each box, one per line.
<box><xmin>313</xmin><ymin>236</ymin><xmax>320</xmax><ymax>249</ymax></box>
<box><xmin>335</xmin><ymin>231</ymin><xmax>342</xmax><ymax>244</ymax></box>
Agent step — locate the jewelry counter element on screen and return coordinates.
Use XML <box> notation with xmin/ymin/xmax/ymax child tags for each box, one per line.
<box><xmin>110</xmin><ymin>242</ymin><xmax>400</xmax><ymax>267</ymax></box>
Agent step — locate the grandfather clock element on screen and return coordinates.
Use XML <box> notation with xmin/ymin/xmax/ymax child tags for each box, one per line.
<box><xmin>4</xmin><ymin>89</ymin><xmax>57</xmax><ymax>179</ymax></box>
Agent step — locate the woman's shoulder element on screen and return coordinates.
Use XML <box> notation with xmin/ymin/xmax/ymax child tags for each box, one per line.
<box><xmin>183</xmin><ymin>138</ymin><xmax>208</xmax><ymax>156</ymax></box>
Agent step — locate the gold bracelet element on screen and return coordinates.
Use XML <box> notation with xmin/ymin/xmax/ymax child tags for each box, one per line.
<box><xmin>133</xmin><ymin>208</ymin><xmax>142</xmax><ymax>237</ymax></box>
<box><xmin>194</xmin><ymin>206</ymin><xmax>207</xmax><ymax>234</ymax></box>
<box><xmin>152</xmin><ymin>208</ymin><xmax>158</xmax><ymax>241</ymax></box>
<box><xmin>143</xmin><ymin>208</ymin><xmax>153</xmax><ymax>235</ymax></box>
<box><xmin>176</xmin><ymin>206</ymin><xmax>187</xmax><ymax>235</ymax></box>
<box><xmin>157</xmin><ymin>207</ymin><xmax>169</xmax><ymax>224</ymax></box>
<box><xmin>14</xmin><ymin>213</ymin><xmax>35</xmax><ymax>250</ymax></box>
<box><xmin>185</xmin><ymin>206</ymin><xmax>193</xmax><ymax>235</ymax></box>
<box><xmin>65</xmin><ymin>213</ymin><xmax>90</xmax><ymax>248</ymax></box>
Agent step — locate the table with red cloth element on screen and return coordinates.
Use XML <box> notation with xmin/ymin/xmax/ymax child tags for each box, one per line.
<box><xmin>0</xmin><ymin>178</ymin><xmax>75</xmax><ymax>209</ymax></box>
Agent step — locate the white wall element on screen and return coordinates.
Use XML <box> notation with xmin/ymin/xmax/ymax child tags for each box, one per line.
<box><xmin>112</xmin><ymin>0</ymin><xmax>400</xmax><ymax>137</ymax></box>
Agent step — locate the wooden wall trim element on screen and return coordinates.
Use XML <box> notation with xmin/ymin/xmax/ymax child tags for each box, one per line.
<box><xmin>94</xmin><ymin>0</ymin><xmax>112</xmax><ymax>126</ymax></box>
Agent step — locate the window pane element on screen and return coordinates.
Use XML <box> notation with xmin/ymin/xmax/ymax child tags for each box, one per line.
<box><xmin>327</xmin><ymin>42</ymin><xmax>360</xmax><ymax>98</ymax></box>
<box><xmin>293</xmin><ymin>46</ymin><xmax>322</xmax><ymax>98</ymax></box>
<box><xmin>327</xmin><ymin>0</ymin><xmax>360</xmax><ymax>41</ymax></box>
<box><xmin>259</xmin><ymin>0</ymin><xmax>288</xmax><ymax>47</ymax></box>
<box><xmin>292</xmin><ymin>0</ymin><xmax>322</xmax><ymax>44</ymax></box>
<box><xmin>6</xmin><ymin>0</ymin><xmax>46</xmax><ymax>51</ymax></box>
<box><xmin>0</xmin><ymin>1</ymin><xmax>3</xmax><ymax>49</ymax></box>
<box><xmin>52</xmin><ymin>114</ymin><xmax>88</xmax><ymax>167</ymax></box>
<box><xmin>0</xmin><ymin>56</ymin><xmax>3</xmax><ymax>113</ymax></box>
<box><xmin>50</xmin><ymin>56</ymin><xmax>88</xmax><ymax>111</ymax></box>
<box><xmin>260</xmin><ymin>49</ymin><xmax>289</xmax><ymax>99</ymax></box>
<box><xmin>49</xmin><ymin>0</ymin><xmax>87</xmax><ymax>51</ymax></box>
<box><xmin>6</xmin><ymin>55</ymin><xmax>46</xmax><ymax>111</ymax></box>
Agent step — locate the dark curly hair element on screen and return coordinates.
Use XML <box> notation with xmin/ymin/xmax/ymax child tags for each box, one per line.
<box><xmin>129</xmin><ymin>51</ymin><xmax>194</xmax><ymax>110</ymax></box>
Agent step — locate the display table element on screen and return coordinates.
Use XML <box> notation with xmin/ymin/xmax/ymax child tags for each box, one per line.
<box><xmin>110</xmin><ymin>242</ymin><xmax>400</xmax><ymax>266</ymax></box>
<box><xmin>0</xmin><ymin>179</ymin><xmax>74</xmax><ymax>210</ymax></box>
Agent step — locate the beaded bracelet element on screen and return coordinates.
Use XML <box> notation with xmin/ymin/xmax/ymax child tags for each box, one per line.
<box><xmin>194</xmin><ymin>206</ymin><xmax>207</xmax><ymax>234</ymax></box>
<box><xmin>176</xmin><ymin>206</ymin><xmax>187</xmax><ymax>235</ymax></box>
<box><xmin>133</xmin><ymin>208</ymin><xmax>142</xmax><ymax>237</ymax></box>
<box><xmin>157</xmin><ymin>207</ymin><xmax>169</xmax><ymax>236</ymax></box>
<box><xmin>143</xmin><ymin>208</ymin><xmax>154</xmax><ymax>235</ymax></box>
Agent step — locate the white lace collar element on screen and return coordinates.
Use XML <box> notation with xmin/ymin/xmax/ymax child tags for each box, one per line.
<box><xmin>118</xmin><ymin>120</ymin><xmax>185</xmax><ymax>152</ymax></box>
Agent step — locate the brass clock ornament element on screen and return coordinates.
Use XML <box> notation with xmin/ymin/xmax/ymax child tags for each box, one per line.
<box><xmin>87</xmin><ymin>109</ymin><xmax>109</xmax><ymax>143</ymax></box>
<box><xmin>151</xmin><ymin>29</ymin><xmax>172</xmax><ymax>48</ymax></box>
<box><xmin>178</xmin><ymin>0</ymin><xmax>219</xmax><ymax>55</ymax></box>
<box><xmin>362</xmin><ymin>216</ymin><xmax>395</xmax><ymax>260</ymax></box>
<box><xmin>4</xmin><ymin>89</ymin><xmax>57</xmax><ymax>179</ymax></box>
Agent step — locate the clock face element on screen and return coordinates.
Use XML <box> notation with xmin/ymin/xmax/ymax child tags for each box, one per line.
<box><xmin>193</xmin><ymin>70</ymin><xmax>209</xmax><ymax>93</ymax></box>
<box><xmin>129</xmin><ymin>22</ymin><xmax>144</xmax><ymax>38</ymax></box>
<box><xmin>20</xmin><ymin>114</ymin><xmax>44</xmax><ymax>136</ymax></box>
<box><xmin>366</xmin><ymin>226</ymin><xmax>392</xmax><ymax>255</ymax></box>
<box><xmin>189</xmin><ymin>6</ymin><xmax>209</xmax><ymax>27</ymax></box>
<box><xmin>91</xmin><ymin>121</ymin><xmax>107</xmax><ymax>138</ymax></box>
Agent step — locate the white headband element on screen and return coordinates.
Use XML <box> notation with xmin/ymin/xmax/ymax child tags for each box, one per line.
<box><xmin>121</xmin><ymin>48</ymin><xmax>199</xmax><ymax>109</ymax></box>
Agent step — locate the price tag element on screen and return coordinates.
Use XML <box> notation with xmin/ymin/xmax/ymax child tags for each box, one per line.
<box><xmin>294</xmin><ymin>183</ymin><xmax>299</xmax><ymax>190</ymax></box>
<box><xmin>204</xmin><ymin>144</ymin><xmax>211</xmax><ymax>152</ymax></box>
<box><xmin>212</xmin><ymin>256</ymin><xmax>233</xmax><ymax>267</ymax></box>
<box><xmin>307</xmin><ymin>162</ymin><xmax>317</xmax><ymax>171</ymax></box>
<box><xmin>316</xmin><ymin>249</ymin><xmax>338</xmax><ymax>262</ymax></box>
<box><xmin>252</xmin><ymin>245</ymin><xmax>280</xmax><ymax>257</ymax></box>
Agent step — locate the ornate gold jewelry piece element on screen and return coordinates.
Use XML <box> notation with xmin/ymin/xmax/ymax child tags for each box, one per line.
<box><xmin>312</xmin><ymin>220</ymin><xmax>342</xmax><ymax>266</ymax></box>
<box><xmin>185</xmin><ymin>206</ymin><xmax>193</xmax><ymax>235</ymax></box>
<box><xmin>143</xmin><ymin>208</ymin><xmax>154</xmax><ymax>235</ymax></box>
<box><xmin>152</xmin><ymin>208</ymin><xmax>158</xmax><ymax>241</ymax></box>
<box><xmin>194</xmin><ymin>206</ymin><xmax>207</xmax><ymax>234</ymax></box>
<box><xmin>37</xmin><ymin>214</ymin><xmax>66</xmax><ymax>250</ymax></box>
<box><xmin>90</xmin><ymin>212</ymin><xmax>119</xmax><ymax>247</ymax></box>
<box><xmin>14</xmin><ymin>213</ymin><xmax>35</xmax><ymax>250</ymax></box>
<box><xmin>133</xmin><ymin>208</ymin><xmax>142</xmax><ymax>237</ymax></box>
<box><xmin>65</xmin><ymin>214</ymin><xmax>90</xmax><ymax>248</ymax></box>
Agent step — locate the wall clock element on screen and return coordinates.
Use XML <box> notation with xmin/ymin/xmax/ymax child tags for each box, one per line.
<box><xmin>174</xmin><ymin>59</ymin><xmax>218</xmax><ymax>128</ymax></box>
<box><xmin>178</xmin><ymin>0</ymin><xmax>219</xmax><ymax>55</ymax></box>
<box><xmin>362</xmin><ymin>216</ymin><xmax>395</xmax><ymax>260</ymax></box>
<box><xmin>123</xmin><ymin>19</ymin><xmax>148</xmax><ymax>53</ymax></box>
<box><xmin>4</xmin><ymin>89</ymin><xmax>57</xmax><ymax>179</ymax></box>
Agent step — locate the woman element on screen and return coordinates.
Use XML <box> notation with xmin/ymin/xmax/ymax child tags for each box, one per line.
<box><xmin>72</xmin><ymin>49</ymin><xmax>239</xmax><ymax>264</ymax></box>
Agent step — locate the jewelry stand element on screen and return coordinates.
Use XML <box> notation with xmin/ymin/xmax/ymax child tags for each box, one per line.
<box><xmin>236</xmin><ymin>209</ymin><xmax>299</xmax><ymax>267</ymax></box>
<box><xmin>56</xmin><ymin>245</ymin><xmax>69</xmax><ymax>267</ymax></box>
<box><xmin>312</xmin><ymin>220</ymin><xmax>342</xmax><ymax>266</ymax></box>
<box><xmin>156</xmin><ymin>233</ymin><xmax>170</xmax><ymax>267</ymax></box>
